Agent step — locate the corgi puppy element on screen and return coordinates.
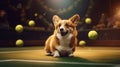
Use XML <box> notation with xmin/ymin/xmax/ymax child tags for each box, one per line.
<box><xmin>44</xmin><ymin>14</ymin><xmax>80</xmax><ymax>57</ymax></box>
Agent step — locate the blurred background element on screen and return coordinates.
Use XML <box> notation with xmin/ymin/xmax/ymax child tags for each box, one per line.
<box><xmin>1</xmin><ymin>0</ymin><xmax>120</xmax><ymax>47</ymax></box>
<box><xmin>1</xmin><ymin>0</ymin><xmax>120</xmax><ymax>30</ymax></box>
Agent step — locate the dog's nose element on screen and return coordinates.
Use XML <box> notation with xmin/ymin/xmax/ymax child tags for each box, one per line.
<box><xmin>60</xmin><ymin>28</ymin><xmax>64</xmax><ymax>32</ymax></box>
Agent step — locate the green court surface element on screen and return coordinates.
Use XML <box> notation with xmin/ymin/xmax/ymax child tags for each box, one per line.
<box><xmin>0</xmin><ymin>46</ymin><xmax>120</xmax><ymax>67</ymax></box>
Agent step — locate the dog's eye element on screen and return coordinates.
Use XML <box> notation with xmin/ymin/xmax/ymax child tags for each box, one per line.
<box><xmin>65</xmin><ymin>23</ymin><xmax>69</xmax><ymax>27</ymax></box>
<box><xmin>59</xmin><ymin>24</ymin><xmax>61</xmax><ymax>27</ymax></box>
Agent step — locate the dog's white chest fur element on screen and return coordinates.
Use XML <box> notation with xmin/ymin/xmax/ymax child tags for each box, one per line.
<box><xmin>56</xmin><ymin>33</ymin><xmax>73</xmax><ymax>51</ymax></box>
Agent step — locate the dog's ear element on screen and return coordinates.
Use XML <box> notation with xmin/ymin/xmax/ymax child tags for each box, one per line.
<box><xmin>53</xmin><ymin>15</ymin><xmax>61</xmax><ymax>25</ymax></box>
<box><xmin>69</xmin><ymin>14</ymin><xmax>80</xmax><ymax>26</ymax></box>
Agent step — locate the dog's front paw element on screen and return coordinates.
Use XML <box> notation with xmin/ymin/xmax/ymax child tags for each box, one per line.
<box><xmin>53</xmin><ymin>51</ymin><xmax>60</xmax><ymax>57</ymax></box>
<box><xmin>45</xmin><ymin>52</ymin><xmax>52</xmax><ymax>56</ymax></box>
<box><xmin>68</xmin><ymin>53</ymin><xmax>73</xmax><ymax>57</ymax></box>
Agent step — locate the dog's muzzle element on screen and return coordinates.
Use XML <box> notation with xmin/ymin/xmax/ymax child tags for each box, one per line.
<box><xmin>60</xmin><ymin>28</ymin><xmax>68</xmax><ymax>36</ymax></box>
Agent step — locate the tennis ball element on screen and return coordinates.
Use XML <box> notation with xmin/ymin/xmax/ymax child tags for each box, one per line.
<box><xmin>28</xmin><ymin>20</ymin><xmax>35</xmax><ymax>27</ymax></box>
<box><xmin>88</xmin><ymin>30</ymin><xmax>98</xmax><ymax>40</ymax></box>
<box><xmin>15</xmin><ymin>24</ymin><xmax>24</xmax><ymax>33</ymax></box>
<box><xmin>85</xmin><ymin>18</ymin><xmax>92</xmax><ymax>24</ymax></box>
<box><xmin>15</xmin><ymin>39</ymin><xmax>24</xmax><ymax>47</ymax></box>
<box><xmin>79</xmin><ymin>40</ymin><xmax>86</xmax><ymax>46</ymax></box>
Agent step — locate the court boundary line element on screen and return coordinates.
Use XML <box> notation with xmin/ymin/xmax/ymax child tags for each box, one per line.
<box><xmin>0</xmin><ymin>59</ymin><xmax>118</xmax><ymax>66</ymax></box>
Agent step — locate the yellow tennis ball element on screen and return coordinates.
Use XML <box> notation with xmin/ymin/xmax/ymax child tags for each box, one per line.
<box><xmin>85</xmin><ymin>18</ymin><xmax>92</xmax><ymax>24</ymax></box>
<box><xmin>15</xmin><ymin>39</ymin><xmax>24</xmax><ymax>47</ymax></box>
<box><xmin>79</xmin><ymin>40</ymin><xmax>86</xmax><ymax>46</ymax></box>
<box><xmin>28</xmin><ymin>20</ymin><xmax>35</xmax><ymax>27</ymax></box>
<box><xmin>15</xmin><ymin>24</ymin><xmax>24</xmax><ymax>33</ymax></box>
<box><xmin>88</xmin><ymin>30</ymin><xmax>98</xmax><ymax>40</ymax></box>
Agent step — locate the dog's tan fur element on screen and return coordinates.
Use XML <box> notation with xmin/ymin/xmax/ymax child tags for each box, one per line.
<box><xmin>44</xmin><ymin>14</ymin><xmax>80</xmax><ymax>57</ymax></box>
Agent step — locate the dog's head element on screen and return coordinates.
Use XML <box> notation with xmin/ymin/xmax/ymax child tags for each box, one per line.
<box><xmin>53</xmin><ymin>14</ymin><xmax>80</xmax><ymax>36</ymax></box>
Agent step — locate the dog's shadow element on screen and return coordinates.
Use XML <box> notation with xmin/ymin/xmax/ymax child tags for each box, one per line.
<box><xmin>52</xmin><ymin>56</ymin><xmax>97</xmax><ymax>67</ymax></box>
<box><xmin>58</xmin><ymin>56</ymin><xmax>90</xmax><ymax>63</ymax></box>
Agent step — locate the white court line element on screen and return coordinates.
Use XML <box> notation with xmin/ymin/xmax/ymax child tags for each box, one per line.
<box><xmin>0</xmin><ymin>59</ymin><xmax>118</xmax><ymax>66</ymax></box>
<box><xmin>0</xmin><ymin>50</ymin><xmax>120</xmax><ymax>54</ymax></box>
